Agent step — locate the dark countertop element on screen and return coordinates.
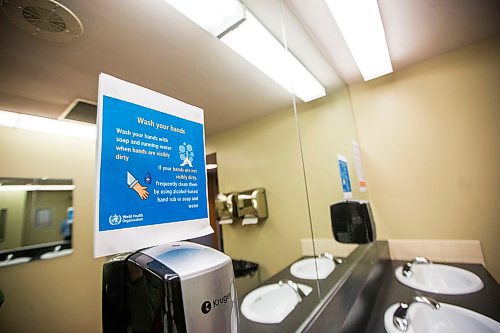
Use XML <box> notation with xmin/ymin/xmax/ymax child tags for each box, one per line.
<box><xmin>238</xmin><ymin>242</ymin><xmax>500</xmax><ymax>333</ymax></box>
<box><xmin>361</xmin><ymin>260</ymin><xmax>500</xmax><ymax>333</ymax></box>
<box><xmin>238</xmin><ymin>244</ymin><xmax>376</xmax><ymax>333</ymax></box>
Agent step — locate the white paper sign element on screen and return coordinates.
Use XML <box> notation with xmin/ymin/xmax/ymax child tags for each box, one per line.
<box><xmin>94</xmin><ymin>73</ymin><xmax>213</xmax><ymax>257</ymax></box>
<box><xmin>351</xmin><ymin>140</ymin><xmax>367</xmax><ymax>192</ymax></box>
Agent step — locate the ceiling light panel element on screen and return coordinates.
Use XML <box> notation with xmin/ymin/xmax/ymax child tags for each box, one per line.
<box><xmin>0</xmin><ymin>184</ymin><xmax>76</xmax><ymax>192</ymax></box>
<box><xmin>220</xmin><ymin>11</ymin><xmax>325</xmax><ymax>102</ymax></box>
<box><xmin>163</xmin><ymin>0</ymin><xmax>245</xmax><ymax>37</ymax></box>
<box><xmin>0</xmin><ymin>109</ymin><xmax>96</xmax><ymax>139</ymax></box>
<box><xmin>326</xmin><ymin>0</ymin><xmax>393</xmax><ymax>81</ymax></box>
<box><xmin>163</xmin><ymin>0</ymin><xmax>326</xmax><ymax>102</ymax></box>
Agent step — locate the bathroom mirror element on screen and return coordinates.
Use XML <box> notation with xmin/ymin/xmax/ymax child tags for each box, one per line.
<box><xmin>1</xmin><ymin>0</ymin><xmax>366</xmax><ymax>330</ymax></box>
<box><xmin>205</xmin><ymin>0</ymin><xmax>369</xmax><ymax>314</ymax></box>
<box><xmin>275</xmin><ymin>0</ymin><xmax>372</xmax><ymax>299</ymax></box>
<box><xmin>0</xmin><ymin>177</ymin><xmax>74</xmax><ymax>267</ymax></box>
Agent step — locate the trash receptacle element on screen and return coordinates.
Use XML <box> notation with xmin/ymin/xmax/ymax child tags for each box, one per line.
<box><xmin>232</xmin><ymin>259</ymin><xmax>260</xmax><ymax>295</ymax></box>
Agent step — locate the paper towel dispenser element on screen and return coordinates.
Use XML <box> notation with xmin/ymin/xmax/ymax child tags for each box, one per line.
<box><xmin>102</xmin><ymin>241</ymin><xmax>239</xmax><ymax>333</ymax></box>
<box><xmin>215</xmin><ymin>192</ymin><xmax>238</xmax><ymax>220</ymax></box>
<box><xmin>330</xmin><ymin>201</ymin><xmax>375</xmax><ymax>244</ymax></box>
<box><xmin>215</xmin><ymin>189</ymin><xmax>268</xmax><ymax>224</ymax></box>
<box><xmin>235</xmin><ymin>188</ymin><xmax>267</xmax><ymax>220</ymax></box>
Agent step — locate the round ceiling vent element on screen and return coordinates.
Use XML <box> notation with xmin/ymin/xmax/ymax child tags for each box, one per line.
<box><xmin>1</xmin><ymin>0</ymin><xmax>83</xmax><ymax>43</ymax></box>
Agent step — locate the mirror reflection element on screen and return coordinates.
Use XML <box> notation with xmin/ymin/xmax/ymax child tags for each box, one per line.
<box><xmin>293</xmin><ymin>88</ymin><xmax>369</xmax><ymax>296</ymax></box>
<box><xmin>1</xmin><ymin>0</ymin><xmax>368</xmax><ymax>330</ymax></box>
<box><xmin>0</xmin><ymin>177</ymin><xmax>74</xmax><ymax>266</ymax></box>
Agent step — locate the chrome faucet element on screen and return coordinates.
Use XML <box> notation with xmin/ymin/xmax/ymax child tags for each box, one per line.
<box><xmin>402</xmin><ymin>256</ymin><xmax>431</xmax><ymax>278</ymax></box>
<box><xmin>278</xmin><ymin>279</ymin><xmax>306</xmax><ymax>302</ymax></box>
<box><xmin>319</xmin><ymin>252</ymin><xmax>343</xmax><ymax>264</ymax></box>
<box><xmin>393</xmin><ymin>296</ymin><xmax>440</xmax><ymax>332</ymax></box>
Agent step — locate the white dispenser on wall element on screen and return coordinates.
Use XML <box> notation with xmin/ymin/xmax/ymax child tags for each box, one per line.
<box><xmin>102</xmin><ymin>241</ymin><xmax>239</xmax><ymax>333</ymax></box>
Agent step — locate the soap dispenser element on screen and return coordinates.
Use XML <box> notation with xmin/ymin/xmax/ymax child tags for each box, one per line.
<box><xmin>102</xmin><ymin>241</ymin><xmax>239</xmax><ymax>332</ymax></box>
<box><xmin>330</xmin><ymin>201</ymin><xmax>376</xmax><ymax>244</ymax></box>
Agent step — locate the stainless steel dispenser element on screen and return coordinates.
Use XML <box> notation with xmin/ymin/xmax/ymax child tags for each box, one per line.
<box><xmin>235</xmin><ymin>188</ymin><xmax>268</xmax><ymax>220</ymax></box>
<box><xmin>215</xmin><ymin>192</ymin><xmax>238</xmax><ymax>221</ymax></box>
<box><xmin>102</xmin><ymin>241</ymin><xmax>239</xmax><ymax>333</ymax></box>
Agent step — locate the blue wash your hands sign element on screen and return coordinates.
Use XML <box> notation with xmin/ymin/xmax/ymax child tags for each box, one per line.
<box><xmin>337</xmin><ymin>153</ymin><xmax>352</xmax><ymax>199</ymax></box>
<box><xmin>94</xmin><ymin>73</ymin><xmax>212</xmax><ymax>257</ymax></box>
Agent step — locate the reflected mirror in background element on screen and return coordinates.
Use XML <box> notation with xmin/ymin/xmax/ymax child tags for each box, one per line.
<box><xmin>0</xmin><ymin>177</ymin><xmax>74</xmax><ymax>267</ymax></box>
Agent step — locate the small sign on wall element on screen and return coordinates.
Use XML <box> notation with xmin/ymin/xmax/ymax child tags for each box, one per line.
<box><xmin>351</xmin><ymin>140</ymin><xmax>367</xmax><ymax>192</ymax></box>
<box><xmin>35</xmin><ymin>208</ymin><xmax>52</xmax><ymax>228</ymax></box>
<box><xmin>337</xmin><ymin>153</ymin><xmax>352</xmax><ymax>199</ymax></box>
<box><xmin>94</xmin><ymin>73</ymin><xmax>213</xmax><ymax>257</ymax></box>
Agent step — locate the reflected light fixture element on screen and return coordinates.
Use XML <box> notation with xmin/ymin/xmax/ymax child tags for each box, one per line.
<box><xmin>163</xmin><ymin>0</ymin><xmax>326</xmax><ymax>102</ymax></box>
<box><xmin>0</xmin><ymin>109</ymin><xmax>96</xmax><ymax>139</ymax></box>
<box><xmin>325</xmin><ymin>0</ymin><xmax>393</xmax><ymax>81</ymax></box>
<box><xmin>206</xmin><ymin>163</ymin><xmax>218</xmax><ymax>170</ymax></box>
<box><xmin>0</xmin><ymin>184</ymin><xmax>76</xmax><ymax>192</ymax></box>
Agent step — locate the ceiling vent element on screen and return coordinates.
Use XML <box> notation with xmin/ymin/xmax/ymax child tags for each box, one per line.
<box><xmin>60</xmin><ymin>99</ymin><xmax>97</xmax><ymax>124</ymax></box>
<box><xmin>1</xmin><ymin>0</ymin><xmax>83</xmax><ymax>42</ymax></box>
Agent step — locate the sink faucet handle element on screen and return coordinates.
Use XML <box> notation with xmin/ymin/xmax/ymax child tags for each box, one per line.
<box><xmin>402</xmin><ymin>256</ymin><xmax>432</xmax><ymax>277</ymax></box>
<box><xmin>414</xmin><ymin>296</ymin><xmax>440</xmax><ymax>309</ymax></box>
<box><xmin>411</xmin><ymin>256</ymin><xmax>431</xmax><ymax>265</ymax></box>
<box><xmin>278</xmin><ymin>279</ymin><xmax>306</xmax><ymax>301</ymax></box>
<box><xmin>319</xmin><ymin>252</ymin><xmax>343</xmax><ymax>264</ymax></box>
<box><xmin>393</xmin><ymin>296</ymin><xmax>440</xmax><ymax>332</ymax></box>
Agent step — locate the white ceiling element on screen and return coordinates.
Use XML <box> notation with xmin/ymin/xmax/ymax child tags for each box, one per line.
<box><xmin>1</xmin><ymin>0</ymin><xmax>499</xmax><ymax>135</ymax></box>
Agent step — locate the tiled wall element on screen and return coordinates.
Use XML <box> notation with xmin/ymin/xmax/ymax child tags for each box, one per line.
<box><xmin>301</xmin><ymin>238</ymin><xmax>358</xmax><ymax>258</ymax></box>
<box><xmin>388</xmin><ymin>239</ymin><xmax>485</xmax><ymax>265</ymax></box>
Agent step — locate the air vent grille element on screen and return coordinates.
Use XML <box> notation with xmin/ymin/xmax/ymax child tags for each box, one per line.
<box><xmin>1</xmin><ymin>0</ymin><xmax>83</xmax><ymax>43</ymax></box>
<box><xmin>62</xmin><ymin>99</ymin><xmax>97</xmax><ymax>124</ymax></box>
<box><xmin>22</xmin><ymin>6</ymin><xmax>66</xmax><ymax>32</ymax></box>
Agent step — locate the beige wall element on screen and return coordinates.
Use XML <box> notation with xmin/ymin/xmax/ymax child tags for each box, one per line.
<box><xmin>0</xmin><ymin>127</ymin><xmax>104</xmax><ymax>333</ymax></box>
<box><xmin>206</xmin><ymin>87</ymin><xmax>366</xmax><ymax>280</ymax></box>
<box><xmin>0</xmin><ymin>191</ymin><xmax>26</xmax><ymax>250</ymax></box>
<box><xmin>206</xmin><ymin>107</ymin><xmax>311</xmax><ymax>280</ymax></box>
<box><xmin>349</xmin><ymin>37</ymin><xmax>500</xmax><ymax>281</ymax></box>
<box><xmin>297</xmin><ymin>87</ymin><xmax>369</xmax><ymax>239</ymax></box>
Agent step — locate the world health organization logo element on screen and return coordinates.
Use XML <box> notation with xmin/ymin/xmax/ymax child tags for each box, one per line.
<box><xmin>108</xmin><ymin>214</ymin><xmax>122</xmax><ymax>226</ymax></box>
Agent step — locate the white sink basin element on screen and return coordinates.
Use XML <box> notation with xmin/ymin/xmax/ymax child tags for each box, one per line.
<box><xmin>40</xmin><ymin>248</ymin><xmax>74</xmax><ymax>259</ymax></box>
<box><xmin>0</xmin><ymin>257</ymin><xmax>31</xmax><ymax>267</ymax></box>
<box><xmin>290</xmin><ymin>257</ymin><xmax>335</xmax><ymax>280</ymax></box>
<box><xmin>241</xmin><ymin>282</ymin><xmax>313</xmax><ymax>324</ymax></box>
<box><xmin>384</xmin><ymin>302</ymin><xmax>500</xmax><ymax>333</ymax></box>
<box><xmin>395</xmin><ymin>264</ymin><xmax>483</xmax><ymax>295</ymax></box>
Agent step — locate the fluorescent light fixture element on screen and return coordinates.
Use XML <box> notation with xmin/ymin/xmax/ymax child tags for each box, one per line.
<box><xmin>0</xmin><ymin>110</ymin><xmax>19</xmax><ymax>127</ymax></box>
<box><xmin>0</xmin><ymin>109</ymin><xmax>96</xmax><ymax>139</ymax></box>
<box><xmin>0</xmin><ymin>184</ymin><xmax>75</xmax><ymax>192</ymax></box>
<box><xmin>163</xmin><ymin>0</ymin><xmax>325</xmax><ymax>102</ymax></box>
<box><xmin>220</xmin><ymin>11</ymin><xmax>325</xmax><ymax>102</ymax></box>
<box><xmin>325</xmin><ymin>0</ymin><xmax>392</xmax><ymax>81</ymax></box>
<box><xmin>164</xmin><ymin>0</ymin><xmax>245</xmax><ymax>37</ymax></box>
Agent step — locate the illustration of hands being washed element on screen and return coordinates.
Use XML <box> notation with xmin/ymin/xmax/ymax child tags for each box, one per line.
<box><xmin>127</xmin><ymin>171</ymin><xmax>150</xmax><ymax>200</ymax></box>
